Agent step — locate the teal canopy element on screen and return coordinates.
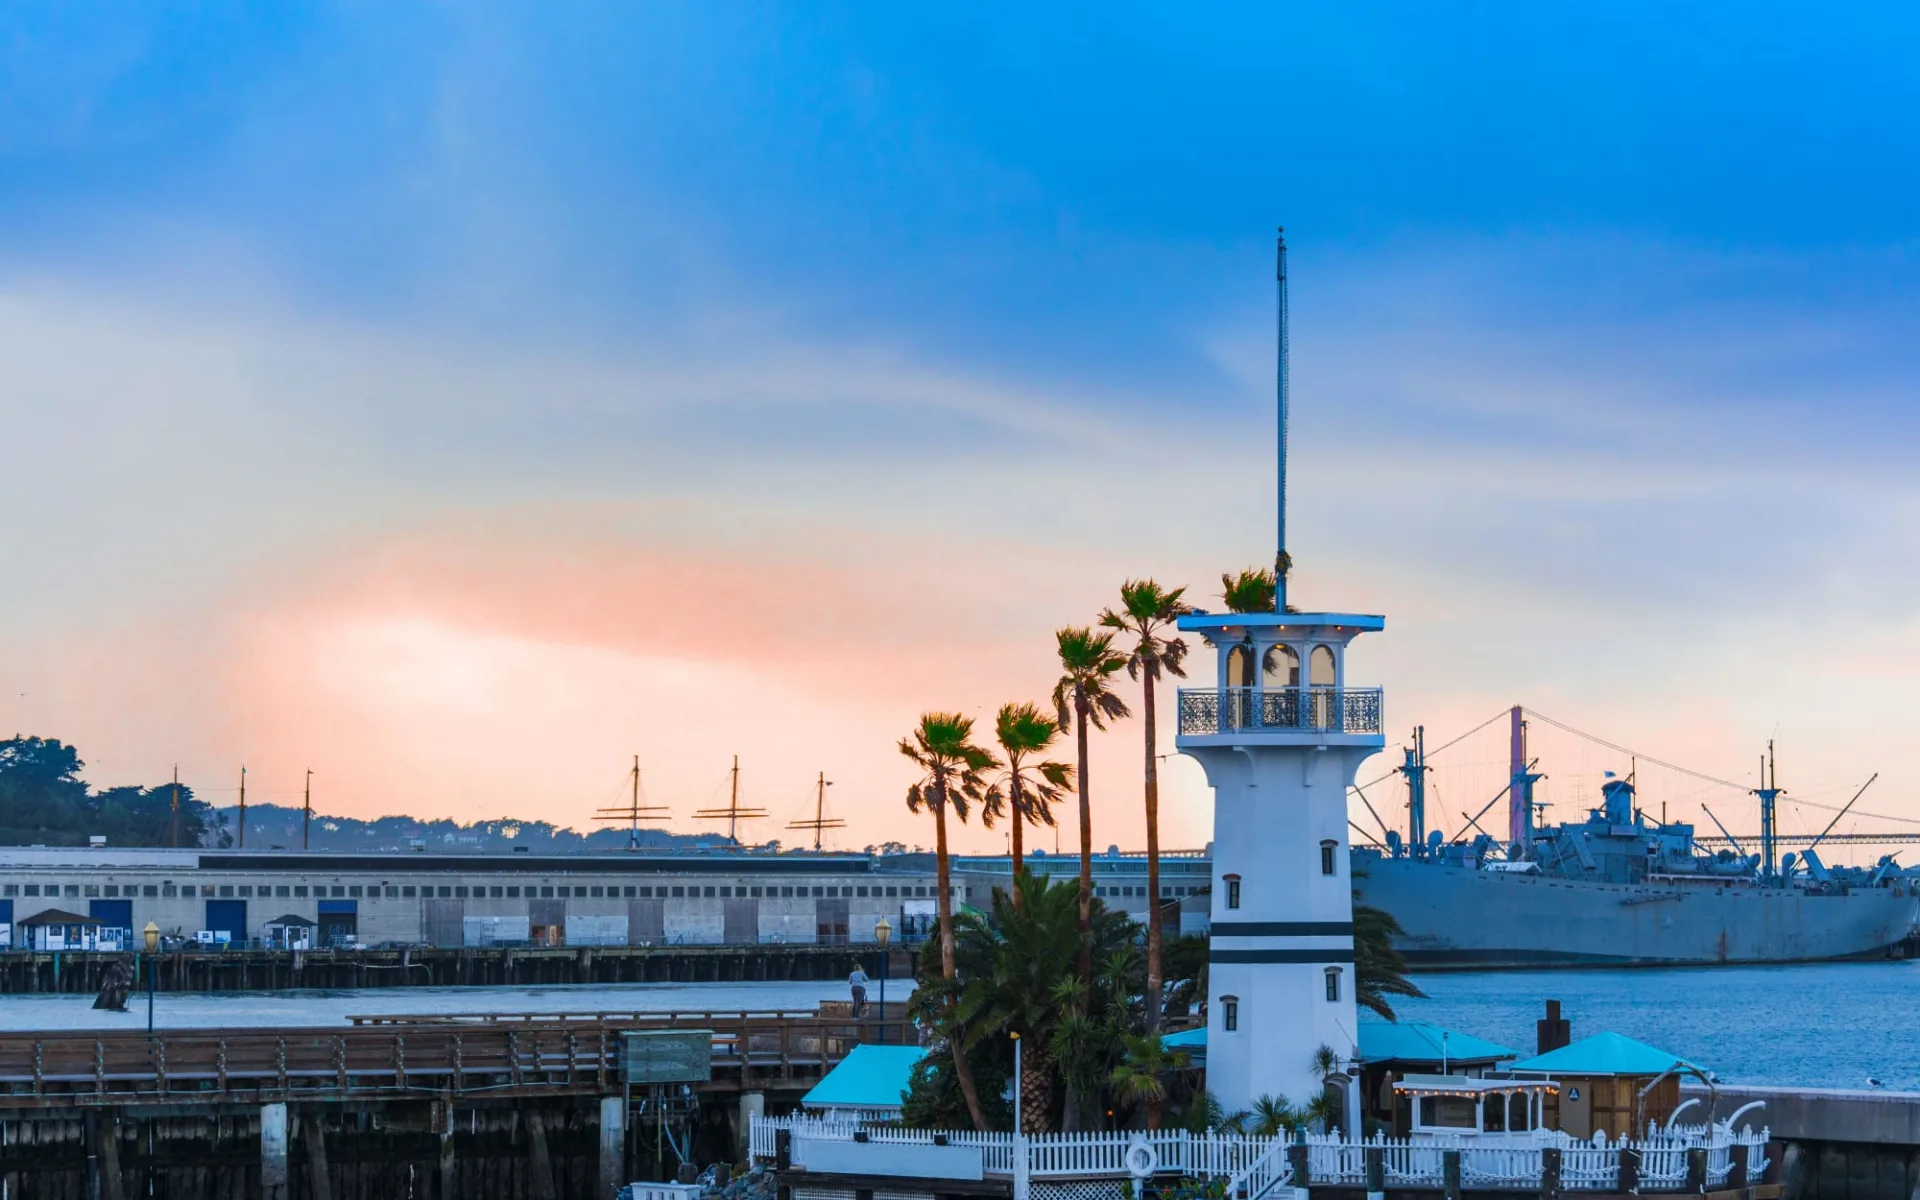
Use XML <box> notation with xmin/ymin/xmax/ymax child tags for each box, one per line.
<box><xmin>803</xmin><ymin>1045</ymin><xmax>927</xmax><ymax>1110</ymax></box>
<box><xmin>1507</xmin><ymin>1031</ymin><xmax>1696</xmax><ymax>1077</ymax></box>
<box><xmin>1356</xmin><ymin>1021</ymin><xmax>1516</xmax><ymax>1066</ymax></box>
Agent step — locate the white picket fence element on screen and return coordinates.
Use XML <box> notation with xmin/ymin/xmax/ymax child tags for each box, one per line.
<box><xmin>751</xmin><ymin>1115</ymin><xmax>1771</xmax><ymax>1192</ymax></box>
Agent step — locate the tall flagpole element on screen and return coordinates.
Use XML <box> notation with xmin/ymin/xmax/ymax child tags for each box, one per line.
<box><xmin>1275</xmin><ymin>227</ymin><xmax>1291</xmax><ymax>614</ymax></box>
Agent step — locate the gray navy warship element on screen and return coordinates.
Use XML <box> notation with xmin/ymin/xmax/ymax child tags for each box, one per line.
<box><xmin>1353</xmin><ymin>715</ymin><xmax>1919</xmax><ymax>967</ymax></box>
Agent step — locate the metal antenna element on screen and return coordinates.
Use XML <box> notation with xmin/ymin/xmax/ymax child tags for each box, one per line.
<box><xmin>1275</xmin><ymin>226</ymin><xmax>1290</xmax><ymax>614</ymax></box>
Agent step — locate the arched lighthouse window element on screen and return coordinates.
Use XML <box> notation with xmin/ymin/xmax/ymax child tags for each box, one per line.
<box><xmin>1324</xmin><ymin>967</ymin><xmax>1343</xmax><ymax>1003</ymax></box>
<box><xmin>1320</xmin><ymin>840</ymin><xmax>1338</xmax><ymax>876</ymax></box>
<box><xmin>1263</xmin><ymin>645</ymin><xmax>1299</xmax><ymax>687</ymax></box>
<box><xmin>1226</xmin><ymin>645</ymin><xmax>1254</xmax><ymax>688</ymax></box>
<box><xmin>1310</xmin><ymin>645</ymin><xmax>1336</xmax><ymax>687</ymax></box>
<box><xmin>1220</xmin><ymin>995</ymin><xmax>1239</xmax><ymax>1032</ymax></box>
<box><xmin>1223</xmin><ymin>874</ymin><xmax>1241</xmax><ymax>910</ymax></box>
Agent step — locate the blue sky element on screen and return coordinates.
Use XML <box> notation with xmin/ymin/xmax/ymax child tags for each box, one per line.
<box><xmin>2</xmin><ymin>5</ymin><xmax>1918</xmax><ymax>848</ymax></box>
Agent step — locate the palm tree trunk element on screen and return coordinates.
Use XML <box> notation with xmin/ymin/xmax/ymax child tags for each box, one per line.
<box><xmin>1020</xmin><ymin>1042</ymin><xmax>1056</xmax><ymax>1132</ymax></box>
<box><xmin>935</xmin><ymin>785</ymin><xmax>957</xmax><ymax>980</ymax></box>
<box><xmin>1009</xmin><ymin>771</ymin><xmax>1026</xmax><ymax>911</ymax></box>
<box><xmin>1074</xmin><ymin>684</ymin><xmax>1093</xmax><ymax>990</ymax></box>
<box><xmin>934</xmin><ymin>779</ymin><xmax>988</xmax><ymax>1131</ymax></box>
<box><xmin>1143</xmin><ymin>668</ymin><xmax>1163</xmax><ymax>1034</ymax></box>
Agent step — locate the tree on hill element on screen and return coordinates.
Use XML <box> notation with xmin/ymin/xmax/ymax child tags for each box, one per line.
<box><xmin>0</xmin><ymin>736</ymin><xmax>226</xmax><ymax>847</ymax></box>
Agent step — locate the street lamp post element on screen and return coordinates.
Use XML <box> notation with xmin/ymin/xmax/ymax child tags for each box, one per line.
<box><xmin>873</xmin><ymin>916</ymin><xmax>892</xmax><ymax>1045</ymax></box>
<box><xmin>143</xmin><ymin>921</ymin><xmax>160</xmax><ymax>1033</ymax></box>
<box><xmin>1011</xmin><ymin>1032</ymin><xmax>1023</xmax><ymax>1134</ymax></box>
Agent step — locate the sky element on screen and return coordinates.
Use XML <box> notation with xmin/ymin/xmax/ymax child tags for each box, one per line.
<box><xmin>3</xmin><ymin>5</ymin><xmax>1920</xmax><ymax>860</ymax></box>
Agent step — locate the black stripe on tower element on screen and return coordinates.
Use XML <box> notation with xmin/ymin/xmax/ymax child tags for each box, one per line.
<box><xmin>1211</xmin><ymin>948</ymin><xmax>1357</xmax><ymax>965</ymax></box>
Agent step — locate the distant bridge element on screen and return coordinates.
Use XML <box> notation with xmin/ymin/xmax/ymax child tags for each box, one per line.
<box><xmin>1694</xmin><ymin>831</ymin><xmax>1920</xmax><ymax>846</ymax></box>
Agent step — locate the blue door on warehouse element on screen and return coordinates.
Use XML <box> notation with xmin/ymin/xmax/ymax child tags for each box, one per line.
<box><xmin>0</xmin><ymin>898</ymin><xmax>11</xmax><ymax>948</ymax></box>
<box><xmin>318</xmin><ymin>899</ymin><xmax>357</xmax><ymax>947</ymax></box>
<box><xmin>205</xmin><ymin>899</ymin><xmax>247</xmax><ymax>944</ymax></box>
<box><xmin>89</xmin><ymin>898</ymin><xmax>133</xmax><ymax>940</ymax></box>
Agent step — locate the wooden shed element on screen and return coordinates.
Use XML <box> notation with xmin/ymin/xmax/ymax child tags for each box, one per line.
<box><xmin>1506</xmin><ymin>1031</ymin><xmax>1702</xmax><ymax>1137</ymax></box>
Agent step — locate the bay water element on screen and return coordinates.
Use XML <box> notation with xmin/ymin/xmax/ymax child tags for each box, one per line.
<box><xmin>1</xmin><ymin>962</ymin><xmax>1909</xmax><ymax>1092</ymax></box>
<box><xmin>1392</xmin><ymin>960</ymin><xmax>1920</xmax><ymax>1091</ymax></box>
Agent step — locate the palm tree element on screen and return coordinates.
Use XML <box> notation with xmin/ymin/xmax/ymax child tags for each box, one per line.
<box><xmin>1307</xmin><ymin>1044</ymin><xmax>1345</xmax><ymax>1134</ymax></box>
<box><xmin>1099</xmin><ymin>579</ymin><xmax>1192</xmax><ymax>1032</ymax></box>
<box><xmin>907</xmin><ymin>872</ymin><xmax>1137</xmax><ymax>1132</ymax></box>
<box><xmin>1109</xmin><ymin>1033</ymin><xmax>1189</xmax><ymax>1129</ymax></box>
<box><xmin>983</xmin><ymin>703</ymin><xmax>1074</xmax><ymax>910</ymax></box>
<box><xmin>1219</xmin><ymin>567</ymin><xmax>1276</xmax><ymax>614</ymax></box>
<box><xmin>1051</xmin><ymin>626</ymin><xmax>1131</xmax><ymax>976</ymax></box>
<box><xmin>1353</xmin><ymin>902</ymin><xmax>1426</xmax><ymax>1019</ymax></box>
<box><xmin>901</xmin><ymin>711</ymin><xmax>999</xmax><ymax>1129</ymax></box>
<box><xmin>1248</xmin><ymin>1093</ymin><xmax>1299</xmax><ymax>1137</ymax></box>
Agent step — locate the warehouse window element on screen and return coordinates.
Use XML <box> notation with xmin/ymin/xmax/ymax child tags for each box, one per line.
<box><xmin>703</xmin><ymin>886</ymin><xmax>716</xmax><ymax>897</ymax></box>
<box><xmin>671</xmin><ymin>887</ymin><xmax>685</xmax><ymax>898</ymax></box>
<box><xmin>352</xmin><ymin>886</ymin><xmax>366</xmax><ymax>898</ymax></box>
<box><xmin>276</xmin><ymin>886</ymin><xmax>290</xmax><ymax>898</ymax></box>
<box><xmin>506</xmin><ymin>886</ymin><xmax>519</xmax><ymax>898</ymax></box>
<box><xmin>293</xmin><ymin>886</ymin><xmax>308</xmax><ymax>898</ymax></box>
<box><xmin>23</xmin><ymin>884</ymin><xmax>38</xmax><ymax>897</ymax></box>
<box><xmin>402</xmin><ymin>886</ymin><xmax>416</xmax><ymax>898</ymax></box>
<box><xmin>719</xmin><ymin>886</ymin><xmax>731</xmax><ymax>898</ymax></box>
<box><xmin>332</xmin><ymin>886</ymin><xmax>346</xmax><ymax>898</ymax></box>
<box><xmin>219</xmin><ymin>886</ymin><xmax>234</xmax><ymax>898</ymax></box>
<box><xmin>451</xmin><ymin>887</ymin><xmax>464</xmax><ymax>899</ymax></box>
<box><xmin>625</xmin><ymin>886</ymin><xmax>636</xmax><ymax>898</ymax></box>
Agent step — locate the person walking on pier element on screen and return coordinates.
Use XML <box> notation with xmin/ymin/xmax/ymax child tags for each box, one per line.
<box><xmin>849</xmin><ymin>964</ymin><xmax>870</xmax><ymax>1017</ymax></box>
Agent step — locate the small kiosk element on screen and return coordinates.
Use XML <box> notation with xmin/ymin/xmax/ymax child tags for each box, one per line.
<box><xmin>1393</xmin><ymin>1074</ymin><xmax>1558</xmax><ymax>1137</ymax></box>
<box><xmin>1356</xmin><ymin>1021</ymin><xmax>1518</xmax><ymax>1134</ymax></box>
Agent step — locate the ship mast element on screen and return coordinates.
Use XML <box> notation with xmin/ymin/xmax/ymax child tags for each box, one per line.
<box><xmin>694</xmin><ymin>755</ymin><xmax>767</xmax><ymax>845</ymax></box>
<box><xmin>594</xmin><ymin>755</ymin><xmax>670</xmax><ymax>850</ymax></box>
<box><xmin>786</xmin><ymin>772</ymin><xmax>845</xmax><ymax>851</ymax></box>
<box><xmin>1751</xmin><ymin>741</ymin><xmax>1782</xmax><ymax>880</ymax></box>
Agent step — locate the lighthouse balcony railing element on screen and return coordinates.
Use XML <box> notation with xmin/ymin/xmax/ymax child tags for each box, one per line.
<box><xmin>1178</xmin><ymin>686</ymin><xmax>1383</xmax><ymax>736</ymax></box>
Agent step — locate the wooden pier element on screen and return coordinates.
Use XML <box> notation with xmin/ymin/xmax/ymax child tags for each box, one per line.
<box><xmin>0</xmin><ymin>1009</ymin><xmax>912</xmax><ymax>1199</ymax></box>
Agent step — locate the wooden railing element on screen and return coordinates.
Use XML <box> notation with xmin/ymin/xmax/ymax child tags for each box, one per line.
<box><xmin>0</xmin><ymin>1012</ymin><xmax>916</xmax><ymax>1108</ymax></box>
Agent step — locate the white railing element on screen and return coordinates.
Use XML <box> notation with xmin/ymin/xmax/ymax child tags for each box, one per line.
<box><xmin>1226</xmin><ymin>1139</ymin><xmax>1294</xmax><ymax>1200</ymax></box>
<box><xmin>750</xmin><ymin>1115</ymin><xmax>1772</xmax><ymax>1192</ymax></box>
<box><xmin>1461</xmin><ymin>1143</ymin><xmax>1545</xmax><ymax>1187</ymax></box>
<box><xmin>1559</xmin><ymin>1137</ymin><xmax>1617</xmax><ymax>1190</ymax></box>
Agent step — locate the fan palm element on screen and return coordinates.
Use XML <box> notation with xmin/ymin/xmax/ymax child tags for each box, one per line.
<box><xmin>1051</xmin><ymin>626</ymin><xmax>1130</xmax><ymax>974</ymax></box>
<box><xmin>1353</xmin><ymin>902</ymin><xmax>1426</xmax><ymax>1020</ymax></box>
<box><xmin>901</xmin><ymin>711</ymin><xmax>999</xmax><ymax>1129</ymax></box>
<box><xmin>1109</xmin><ymin>1032</ymin><xmax>1189</xmax><ymax>1129</ymax></box>
<box><xmin>1219</xmin><ymin>567</ymin><xmax>1276</xmax><ymax>614</ymax></box>
<box><xmin>1099</xmin><ymin>579</ymin><xmax>1192</xmax><ymax>1031</ymax></box>
<box><xmin>983</xmin><ymin>703</ymin><xmax>1073</xmax><ymax>910</ymax></box>
<box><xmin>1248</xmin><ymin>1093</ymin><xmax>1299</xmax><ymax>1137</ymax></box>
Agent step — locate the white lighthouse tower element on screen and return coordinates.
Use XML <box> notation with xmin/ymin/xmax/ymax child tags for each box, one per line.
<box><xmin>1176</xmin><ymin>231</ymin><xmax>1384</xmax><ymax>1119</ymax></box>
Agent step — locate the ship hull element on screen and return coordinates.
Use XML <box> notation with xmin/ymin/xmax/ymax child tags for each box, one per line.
<box><xmin>1356</xmin><ymin>857</ymin><xmax>1920</xmax><ymax>969</ymax></box>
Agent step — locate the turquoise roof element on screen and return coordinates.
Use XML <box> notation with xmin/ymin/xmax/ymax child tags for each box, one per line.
<box><xmin>1356</xmin><ymin>1022</ymin><xmax>1516</xmax><ymax>1065</ymax></box>
<box><xmin>803</xmin><ymin>1045</ymin><xmax>926</xmax><ymax>1110</ymax></box>
<box><xmin>1507</xmin><ymin>1032</ymin><xmax>1696</xmax><ymax>1077</ymax></box>
<box><xmin>1163</xmin><ymin>1028</ymin><xmax>1207</xmax><ymax>1049</ymax></box>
